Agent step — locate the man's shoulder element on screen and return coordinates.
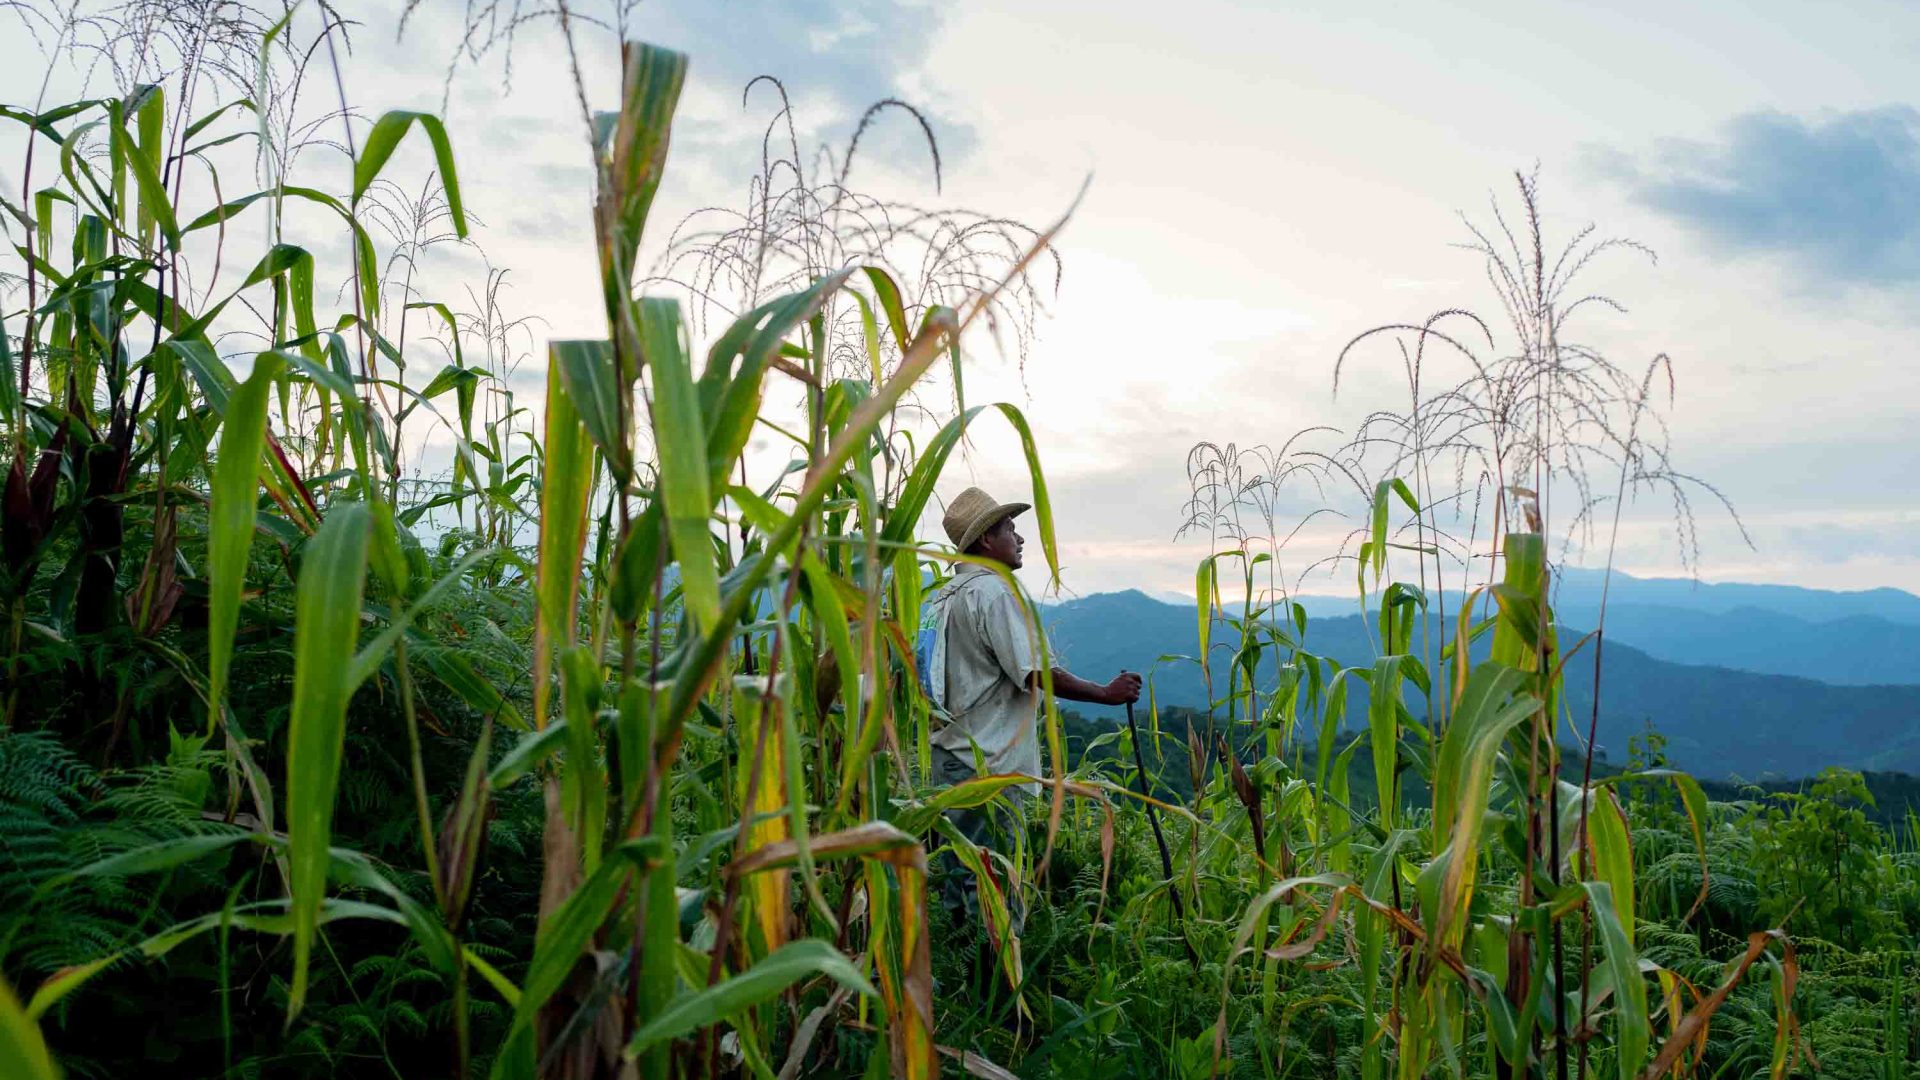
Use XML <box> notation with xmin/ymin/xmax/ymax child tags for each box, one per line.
<box><xmin>948</xmin><ymin>566</ymin><xmax>1016</xmax><ymax>605</ymax></box>
<box><xmin>937</xmin><ymin>565</ymin><xmax>995</xmax><ymax>592</ymax></box>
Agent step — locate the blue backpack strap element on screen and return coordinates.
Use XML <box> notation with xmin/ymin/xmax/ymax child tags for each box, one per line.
<box><xmin>915</xmin><ymin>587</ymin><xmax>955</xmax><ymax>719</ymax></box>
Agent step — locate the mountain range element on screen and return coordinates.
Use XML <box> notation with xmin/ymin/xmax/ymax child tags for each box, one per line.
<box><xmin>1039</xmin><ymin>574</ymin><xmax>1920</xmax><ymax>781</ymax></box>
<box><xmin>1249</xmin><ymin>568</ymin><xmax>1920</xmax><ymax>685</ymax></box>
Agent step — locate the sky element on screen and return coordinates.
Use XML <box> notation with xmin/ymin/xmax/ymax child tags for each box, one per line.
<box><xmin>5</xmin><ymin>0</ymin><xmax>1919</xmax><ymax>601</ymax></box>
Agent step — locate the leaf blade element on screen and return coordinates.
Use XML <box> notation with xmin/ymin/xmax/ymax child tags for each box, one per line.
<box><xmin>285</xmin><ymin>502</ymin><xmax>372</xmax><ymax>1017</ymax></box>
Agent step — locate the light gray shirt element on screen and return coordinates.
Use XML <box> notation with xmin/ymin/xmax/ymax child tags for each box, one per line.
<box><xmin>925</xmin><ymin>564</ymin><xmax>1047</xmax><ymax>787</ymax></box>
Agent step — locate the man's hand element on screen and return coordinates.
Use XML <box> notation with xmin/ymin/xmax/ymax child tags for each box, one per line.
<box><xmin>1103</xmin><ymin>670</ymin><xmax>1143</xmax><ymax>706</ymax></box>
<box><xmin>1047</xmin><ymin>667</ymin><xmax>1144</xmax><ymax>707</ymax></box>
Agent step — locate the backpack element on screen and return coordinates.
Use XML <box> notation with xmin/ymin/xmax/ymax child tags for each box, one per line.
<box><xmin>914</xmin><ymin>586</ymin><xmax>956</xmax><ymax>722</ymax></box>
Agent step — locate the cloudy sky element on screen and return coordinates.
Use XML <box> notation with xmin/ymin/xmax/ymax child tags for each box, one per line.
<box><xmin>7</xmin><ymin>0</ymin><xmax>1918</xmax><ymax>600</ymax></box>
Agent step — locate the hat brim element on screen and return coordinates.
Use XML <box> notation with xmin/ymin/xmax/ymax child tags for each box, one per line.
<box><xmin>958</xmin><ymin>501</ymin><xmax>1030</xmax><ymax>554</ymax></box>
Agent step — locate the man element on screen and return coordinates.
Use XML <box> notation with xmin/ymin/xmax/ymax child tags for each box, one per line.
<box><xmin>919</xmin><ymin>486</ymin><xmax>1142</xmax><ymax>929</ymax></box>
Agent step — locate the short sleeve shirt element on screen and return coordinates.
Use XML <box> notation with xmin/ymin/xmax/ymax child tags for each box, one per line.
<box><xmin>925</xmin><ymin>565</ymin><xmax>1047</xmax><ymax>787</ymax></box>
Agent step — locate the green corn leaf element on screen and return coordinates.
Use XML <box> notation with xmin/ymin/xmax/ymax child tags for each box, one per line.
<box><xmin>694</xmin><ymin>295</ymin><xmax>778</xmax><ymax>411</ymax></box>
<box><xmin>1196</xmin><ymin>556</ymin><xmax>1216</xmax><ymax>674</ymax></box>
<box><xmin>176</xmin><ymin>184</ymin><xmax>382</xmax><ymax>322</ymax></box>
<box><xmin>551</xmin><ymin>339</ymin><xmax>624</xmax><ymax>478</ymax></box>
<box><xmin>285</xmin><ymin>502</ymin><xmax>373</xmax><ymax>1017</ymax></box>
<box><xmin>353</xmin><ymin>222</ymin><xmax>381</xmax><ymax>322</ymax></box>
<box><xmin>0</xmin><ymin>973</ymin><xmax>59</xmax><ymax>1080</ymax></box>
<box><xmin>239</xmin><ymin>243</ymin><xmax>310</xmax><ymax>289</ymax></box>
<box><xmin>0</xmin><ymin>312</ymin><xmax>16</xmax><ymax>421</ymax></box>
<box><xmin>635</xmin><ymin>771</ymin><xmax>680</xmax><ymax>1080</ymax></box>
<box><xmin>1366</xmin><ymin>655</ymin><xmax>1412</xmax><ymax>832</ymax></box>
<box><xmin>352</xmin><ymin>110</ymin><xmax>468</xmax><ymax>236</ymax></box>
<box><xmin>260</xmin><ymin>344</ymin><xmax>352</xmax><ymax>398</ymax></box>
<box><xmin>623</xmin><ymin>939</ymin><xmax>877</xmax><ymax>1060</ymax></box>
<box><xmin>406</xmin><ymin>301</ymin><xmax>466</xmax><ymax>367</ymax></box>
<box><xmin>416</xmin><ymin>361</ymin><xmax>477</xmax><ymax>402</ymax></box>
<box><xmin>1489</xmin><ymin>532</ymin><xmax>1548</xmax><ymax>670</ymax></box>
<box><xmin>181</xmin><ymin>97</ymin><xmax>255</xmax><ymax>142</ymax></box>
<box><xmin>1584</xmin><ymin>880</ymin><xmax>1650</xmax><ymax>1079</ymax></box>
<box><xmin>128</xmin><ymin>82</ymin><xmax>162</xmax><ymax>145</ymax></box>
<box><xmin>702</xmin><ymin>272</ymin><xmax>855</xmax><ymax>489</ymax></box>
<box><xmin>182</xmin><ymin>184</ymin><xmax>341</xmax><ymax>234</ymax></box>
<box><xmin>1595</xmin><ymin>768</ymin><xmax>1711</xmax><ymax>924</ymax></box>
<box><xmin>531</xmin><ymin>342</ymin><xmax>599</xmax><ymax>728</ymax></box>
<box><xmin>559</xmin><ymin>646</ymin><xmax>608</xmax><ymax>873</ymax></box>
<box><xmin>799</xmin><ymin>550</ymin><xmax>861</xmax><ymax>784</ymax></box>
<box><xmin>861</xmin><ymin>266</ymin><xmax>910</xmax><ymax>353</ymax></box>
<box><xmin>464</xmin><ymin>946</ymin><xmax>521</xmax><ymax>1007</ymax></box>
<box><xmin>580</xmin><ymin>299</ymin><xmax>813</xmax><ymax>609</ymax></box>
<box><xmin>934</xmin><ymin>817</ymin><xmax>1021</xmax><ymax>990</ymax></box>
<box><xmin>1368</xmin><ymin>481</ymin><xmax>1392</xmax><ymax>578</ymax></box>
<box><xmin>206</xmin><ymin>353</ymin><xmax>285</xmax><ymax>727</ymax></box>
<box><xmin>1212</xmin><ymin>872</ymin><xmax>1351</xmax><ymax>1057</ymax></box>
<box><xmin>160</xmin><ymin>339</ymin><xmax>236</xmax><ymax>413</ymax></box>
<box><xmin>365</xmin><ymin>498</ymin><xmax>411</xmax><ymax>599</ymax></box>
<box><xmin>422</xmin><ymin>647</ymin><xmax>525</xmax><ymax>730</ymax></box>
<box><xmin>1416</xmin><ymin>661</ymin><xmax>1537</xmax><ymax>957</ymax></box>
<box><xmin>604</xmin><ymin>44</ymin><xmax>687</xmax><ymax>280</ymax></box>
<box><xmin>0</xmin><ymin>101</ymin><xmax>90</xmax><ymax>144</ymax></box>
<box><xmin>288</xmin><ymin>244</ymin><xmax>320</xmax><ymax>359</ymax></box>
<box><xmin>642</xmin><ymin>299</ymin><xmax>720</xmax><ymax>630</ymax></box>
<box><xmin>1586</xmin><ymin>785</ymin><xmax>1636</xmax><ymax>944</ymax></box>
<box><xmin>850</xmin><ymin>289</ymin><xmax>885</xmax><ymax>386</ymax></box>
<box><xmin>486</xmin><ymin>721</ymin><xmax>567</xmax><ymax>790</ymax></box>
<box><xmin>109</xmin><ymin>97</ymin><xmax>177</xmax><ymax>250</ymax></box>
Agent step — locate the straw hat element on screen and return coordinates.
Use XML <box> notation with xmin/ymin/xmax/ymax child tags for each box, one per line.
<box><xmin>942</xmin><ymin>486</ymin><xmax>1030</xmax><ymax>553</ymax></box>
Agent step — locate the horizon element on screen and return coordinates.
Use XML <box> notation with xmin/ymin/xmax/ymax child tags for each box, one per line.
<box><xmin>1055</xmin><ymin>561</ymin><xmax>1920</xmax><ymax>607</ymax></box>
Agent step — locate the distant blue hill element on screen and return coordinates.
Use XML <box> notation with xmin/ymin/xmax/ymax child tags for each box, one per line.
<box><xmin>1039</xmin><ymin>589</ymin><xmax>1920</xmax><ymax>781</ymax></box>
<box><xmin>1551</xmin><ymin>603</ymin><xmax>1919</xmax><ymax>686</ymax></box>
<box><xmin>1148</xmin><ymin>567</ymin><xmax>1920</xmax><ymax>686</ymax></box>
<box><xmin>1551</xmin><ymin>566</ymin><xmax>1920</xmax><ymax>626</ymax></box>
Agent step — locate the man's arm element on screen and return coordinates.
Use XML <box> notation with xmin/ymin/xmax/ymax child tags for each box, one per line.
<box><xmin>1037</xmin><ymin>668</ymin><xmax>1143</xmax><ymax>707</ymax></box>
<box><xmin>976</xmin><ymin>580</ymin><xmax>1142</xmax><ymax>706</ymax></box>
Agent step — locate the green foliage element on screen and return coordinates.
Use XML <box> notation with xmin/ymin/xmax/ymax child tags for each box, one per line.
<box><xmin>1743</xmin><ymin>767</ymin><xmax>1905</xmax><ymax>950</ymax></box>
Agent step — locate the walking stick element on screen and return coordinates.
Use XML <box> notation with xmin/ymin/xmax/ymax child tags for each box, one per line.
<box><xmin>1124</xmin><ymin>692</ymin><xmax>1195</xmax><ymax>965</ymax></box>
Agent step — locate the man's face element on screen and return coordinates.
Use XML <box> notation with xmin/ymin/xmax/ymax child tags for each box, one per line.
<box><xmin>978</xmin><ymin>516</ymin><xmax>1025</xmax><ymax>570</ymax></box>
